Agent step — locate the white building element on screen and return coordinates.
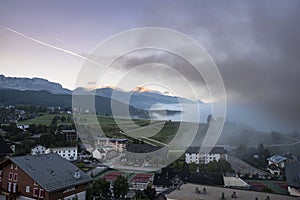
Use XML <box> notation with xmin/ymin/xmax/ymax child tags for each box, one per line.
<box><xmin>92</xmin><ymin>148</ymin><xmax>107</xmax><ymax>160</ymax></box>
<box><xmin>185</xmin><ymin>147</ymin><xmax>228</xmax><ymax>164</ymax></box>
<box><xmin>31</xmin><ymin>145</ymin><xmax>46</xmax><ymax>155</ymax></box>
<box><xmin>46</xmin><ymin>146</ymin><xmax>78</xmax><ymax>161</ymax></box>
<box><xmin>94</xmin><ymin>137</ymin><xmax>128</xmax><ymax>152</ymax></box>
<box><xmin>16</xmin><ymin>124</ymin><xmax>29</xmax><ymax>131</ymax></box>
<box><xmin>267</xmin><ymin>154</ymin><xmax>288</xmax><ymax>168</ymax></box>
<box><xmin>266</xmin><ymin>154</ymin><xmax>292</xmax><ymax>176</ymax></box>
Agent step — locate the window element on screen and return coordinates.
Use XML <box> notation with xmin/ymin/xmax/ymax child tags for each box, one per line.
<box><xmin>0</xmin><ymin>170</ymin><xmax>3</xmax><ymax>178</ymax></box>
<box><xmin>7</xmin><ymin>182</ymin><xmax>12</xmax><ymax>192</ymax></box>
<box><xmin>39</xmin><ymin>189</ymin><xmax>45</xmax><ymax>198</ymax></box>
<box><xmin>13</xmin><ymin>183</ymin><xmax>17</xmax><ymax>193</ymax></box>
<box><xmin>26</xmin><ymin>186</ymin><xmax>30</xmax><ymax>193</ymax></box>
<box><xmin>13</xmin><ymin>173</ymin><xmax>18</xmax><ymax>181</ymax></box>
<box><xmin>33</xmin><ymin>188</ymin><xmax>38</xmax><ymax>197</ymax></box>
<box><xmin>10</xmin><ymin>163</ymin><xmax>13</xmax><ymax>169</ymax></box>
<box><xmin>15</xmin><ymin>165</ymin><xmax>18</xmax><ymax>170</ymax></box>
<box><xmin>8</xmin><ymin>172</ymin><xmax>13</xmax><ymax>180</ymax></box>
<box><xmin>34</xmin><ymin>182</ymin><xmax>38</xmax><ymax>186</ymax></box>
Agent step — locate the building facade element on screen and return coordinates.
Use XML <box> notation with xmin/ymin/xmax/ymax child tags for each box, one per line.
<box><xmin>46</xmin><ymin>147</ymin><xmax>78</xmax><ymax>161</ymax></box>
<box><xmin>31</xmin><ymin>145</ymin><xmax>46</xmax><ymax>155</ymax></box>
<box><xmin>61</xmin><ymin>130</ymin><xmax>78</xmax><ymax>142</ymax></box>
<box><xmin>0</xmin><ymin>154</ymin><xmax>92</xmax><ymax>200</ymax></box>
<box><xmin>185</xmin><ymin>147</ymin><xmax>228</xmax><ymax>164</ymax></box>
<box><xmin>94</xmin><ymin>138</ymin><xmax>128</xmax><ymax>152</ymax></box>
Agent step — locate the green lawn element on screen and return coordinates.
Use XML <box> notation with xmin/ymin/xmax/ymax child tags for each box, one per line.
<box><xmin>23</xmin><ymin>114</ymin><xmax>178</xmax><ymax>144</ymax></box>
<box><xmin>23</xmin><ymin>113</ymin><xmax>73</xmax><ymax>125</ymax></box>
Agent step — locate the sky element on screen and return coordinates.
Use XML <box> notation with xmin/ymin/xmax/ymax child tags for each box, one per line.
<box><xmin>0</xmin><ymin>0</ymin><xmax>300</xmax><ymax>132</ymax></box>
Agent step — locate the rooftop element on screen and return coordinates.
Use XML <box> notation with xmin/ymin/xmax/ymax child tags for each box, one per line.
<box><xmin>127</xmin><ymin>143</ymin><xmax>163</xmax><ymax>153</ymax></box>
<box><xmin>8</xmin><ymin>153</ymin><xmax>92</xmax><ymax>192</ymax></box>
<box><xmin>103</xmin><ymin>171</ymin><xmax>125</xmax><ymax>181</ymax></box>
<box><xmin>95</xmin><ymin>137</ymin><xmax>128</xmax><ymax>142</ymax></box>
<box><xmin>51</xmin><ymin>146</ymin><xmax>77</xmax><ymax>150</ymax></box>
<box><xmin>130</xmin><ymin>173</ymin><xmax>153</xmax><ymax>183</ymax></box>
<box><xmin>166</xmin><ymin>183</ymin><xmax>297</xmax><ymax>200</ymax></box>
<box><xmin>61</xmin><ymin>129</ymin><xmax>76</xmax><ymax>133</ymax></box>
<box><xmin>186</xmin><ymin>146</ymin><xmax>227</xmax><ymax>154</ymax></box>
<box><xmin>285</xmin><ymin>161</ymin><xmax>300</xmax><ymax>188</ymax></box>
<box><xmin>267</xmin><ymin>154</ymin><xmax>287</xmax><ymax>164</ymax></box>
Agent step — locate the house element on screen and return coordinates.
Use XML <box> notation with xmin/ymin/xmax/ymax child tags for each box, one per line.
<box><xmin>0</xmin><ymin>153</ymin><xmax>92</xmax><ymax>200</ymax></box>
<box><xmin>185</xmin><ymin>147</ymin><xmax>201</xmax><ymax>164</ymax></box>
<box><xmin>31</xmin><ymin>145</ymin><xmax>46</xmax><ymax>155</ymax></box>
<box><xmin>92</xmin><ymin>148</ymin><xmax>107</xmax><ymax>160</ymax></box>
<box><xmin>185</xmin><ymin>147</ymin><xmax>228</xmax><ymax>164</ymax></box>
<box><xmin>125</xmin><ymin>143</ymin><xmax>168</xmax><ymax>167</ymax></box>
<box><xmin>5</xmin><ymin>140</ymin><xmax>16</xmax><ymax>153</ymax></box>
<box><xmin>103</xmin><ymin>171</ymin><xmax>125</xmax><ymax>184</ymax></box>
<box><xmin>16</xmin><ymin>124</ymin><xmax>29</xmax><ymax>131</ymax></box>
<box><xmin>285</xmin><ymin>161</ymin><xmax>300</xmax><ymax>196</ymax></box>
<box><xmin>0</xmin><ymin>136</ymin><xmax>13</xmax><ymax>162</ymax></box>
<box><xmin>46</xmin><ymin>146</ymin><xmax>78</xmax><ymax>161</ymax></box>
<box><xmin>267</xmin><ymin>154</ymin><xmax>288</xmax><ymax>168</ymax></box>
<box><xmin>267</xmin><ymin>154</ymin><xmax>291</xmax><ymax>175</ymax></box>
<box><xmin>61</xmin><ymin>130</ymin><xmax>78</xmax><ymax>142</ymax></box>
<box><xmin>94</xmin><ymin>137</ymin><xmax>128</xmax><ymax>152</ymax></box>
<box><xmin>130</xmin><ymin>174</ymin><xmax>154</xmax><ymax>190</ymax></box>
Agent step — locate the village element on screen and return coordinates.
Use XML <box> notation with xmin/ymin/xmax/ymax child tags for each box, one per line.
<box><xmin>0</xmin><ymin>107</ymin><xmax>300</xmax><ymax>200</ymax></box>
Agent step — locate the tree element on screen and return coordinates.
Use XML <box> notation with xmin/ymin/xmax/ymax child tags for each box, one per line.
<box><xmin>172</xmin><ymin>161</ymin><xmax>184</xmax><ymax>171</ymax></box>
<box><xmin>40</xmin><ymin>133</ymin><xmax>56</xmax><ymax>147</ymax></box>
<box><xmin>144</xmin><ymin>185</ymin><xmax>156</xmax><ymax>200</ymax></box>
<box><xmin>94</xmin><ymin>178</ymin><xmax>111</xmax><ymax>198</ymax></box>
<box><xmin>189</xmin><ymin>162</ymin><xmax>198</xmax><ymax>172</ymax></box>
<box><xmin>113</xmin><ymin>175</ymin><xmax>129</xmax><ymax>199</ymax></box>
<box><xmin>61</xmin><ymin>116</ymin><xmax>66</xmax><ymax>122</ymax></box>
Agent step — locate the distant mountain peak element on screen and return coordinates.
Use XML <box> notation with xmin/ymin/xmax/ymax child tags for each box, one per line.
<box><xmin>0</xmin><ymin>74</ymin><xmax>71</xmax><ymax>95</ymax></box>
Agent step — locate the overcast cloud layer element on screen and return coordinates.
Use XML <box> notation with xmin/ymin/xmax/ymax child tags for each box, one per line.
<box><xmin>0</xmin><ymin>0</ymin><xmax>299</xmax><ymax>131</ymax></box>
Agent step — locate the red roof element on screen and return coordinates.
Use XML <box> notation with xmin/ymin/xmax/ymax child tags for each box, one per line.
<box><xmin>130</xmin><ymin>174</ymin><xmax>153</xmax><ymax>183</ymax></box>
<box><xmin>103</xmin><ymin>171</ymin><xmax>125</xmax><ymax>181</ymax></box>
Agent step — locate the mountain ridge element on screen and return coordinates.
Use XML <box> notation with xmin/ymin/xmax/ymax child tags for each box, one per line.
<box><xmin>1</xmin><ymin>74</ymin><xmax>202</xmax><ymax>110</ymax></box>
<box><xmin>0</xmin><ymin>74</ymin><xmax>71</xmax><ymax>95</ymax></box>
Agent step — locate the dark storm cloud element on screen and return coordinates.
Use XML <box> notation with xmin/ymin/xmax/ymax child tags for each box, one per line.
<box><xmin>117</xmin><ymin>0</ymin><xmax>300</xmax><ymax>131</ymax></box>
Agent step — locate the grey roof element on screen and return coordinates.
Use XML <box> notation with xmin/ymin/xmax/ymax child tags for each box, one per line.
<box><xmin>9</xmin><ymin>153</ymin><xmax>92</xmax><ymax>192</ymax></box>
<box><xmin>285</xmin><ymin>161</ymin><xmax>300</xmax><ymax>188</ymax></box>
<box><xmin>267</xmin><ymin>154</ymin><xmax>287</xmax><ymax>164</ymax></box>
<box><xmin>185</xmin><ymin>147</ymin><xmax>200</xmax><ymax>154</ymax></box>
<box><xmin>127</xmin><ymin>143</ymin><xmax>162</xmax><ymax>153</ymax></box>
<box><xmin>95</xmin><ymin>137</ymin><xmax>128</xmax><ymax>142</ymax></box>
<box><xmin>186</xmin><ymin>147</ymin><xmax>227</xmax><ymax>154</ymax></box>
<box><xmin>61</xmin><ymin>129</ymin><xmax>76</xmax><ymax>133</ymax></box>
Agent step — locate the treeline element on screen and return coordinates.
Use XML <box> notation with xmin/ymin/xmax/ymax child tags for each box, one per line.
<box><xmin>0</xmin><ymin>89</ymin><xmax>149</xmax><ymax>118</ymax></box>
<box><xmin>234</xmin><ymin>143</ymin><xmax>270</xmax><ymax>169</ymax></box>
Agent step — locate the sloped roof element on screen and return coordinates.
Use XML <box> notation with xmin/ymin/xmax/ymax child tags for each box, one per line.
<box><xmin>127</xmin><ymin>143</ymin><xmax>162</xmax><ymax>153</ymax></box>
<box><xmin>186</xmin><ymin>147</ymin><xmax>227</xmax><ymax>154</ymax></box>
<box><xmin>285</xmin><ymin>161</ymin><xmax>300</xmax><ymax>188</ymax></box>
<box><xmin>267</xmin><ymin>154</ymin><xmax>287</xmax><ymax>164</ymax></box>
<box><xmin>0</xmin><ymin>136</ymin><xmax>13</xmax><ymax>155</ymax></box>
<box><xmin>185</xmin><ymin>147</ymin><xmax>200</xmax><ymax>154</ymax></box>
<box><xmin>95</xmin><ymin>137</ymin><xmax>128</xmax><ymax>142</ymax></box>
<box><xmin>9</xmin><ymin>153</ymin><xmax>92</xmax><ymax>192</ymax></box>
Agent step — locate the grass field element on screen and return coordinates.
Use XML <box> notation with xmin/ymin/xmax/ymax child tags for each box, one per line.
<box><xmin>22</xmin><ymin>114</ymin><xmax>179</xmax><ymax>145</ymax></box>
<box><xmin>23</xmin><ymin>113</ymin><xmax>73</xmax><ymax>125</ymax></box>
